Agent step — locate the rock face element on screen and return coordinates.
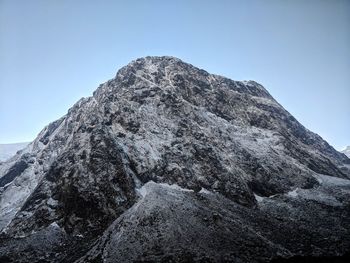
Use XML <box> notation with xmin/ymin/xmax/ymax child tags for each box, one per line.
<box><xmin>0</xmin><ymin>56</ymin><xmax>349</xmax><ymax>263</ymax></box>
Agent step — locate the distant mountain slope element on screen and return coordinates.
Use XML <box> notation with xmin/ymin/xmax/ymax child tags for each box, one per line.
<box><xmin>0</xmin><ymin>142</ymin><xmax>29</xmax><ymax>162</ymax></box>
<box><xmin>341</xmin><ymin>146</ymin><xmax>350</xmax><ymax>158</ymax></box>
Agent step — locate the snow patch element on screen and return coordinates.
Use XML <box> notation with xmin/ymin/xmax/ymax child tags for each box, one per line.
<box><xmin>298</xmin><ymin>189</ymin><xmax>342</xmax><ymax>206</ymax></box>
<box><xmin>287</xmin><ymin>188</ymin><xmax>299</xmax><ymax>198</ymax></box>
<box><xmin>254</xmin><ymin>193</ymin><xmax>264</xmax><ymax>202</ymax></box>
<box><xmin>313</xmin><ymin>174</ymin><xmax>350</xmax><ymax>187</ymax></box>
<box><xmin>158</xmin><ymin>182</ymin><xmax>194</xmax><ymax>193</ymax></box>
<box><xmin>47</xmin><ymin>197</ymin><xmax>58</xmax><ymax>207</ymax></box>
<box><xmin>137</xmin><ymin>181</ymin><xmax>194</xmax><ymax>198</ymax></box>
<box><xmin>49</xmin><ymin>222</ymin><xmax>60</xmax><ymax>229</ymax></box>
<box><xmin>199</xmin><ymin>187</ymin><xmax>212</xmax><ymax>195</ymax></box>
<box><xmin>136</xmin><ymin>185</ymin><xmax>149</xmax><ymax>198</ymax></box>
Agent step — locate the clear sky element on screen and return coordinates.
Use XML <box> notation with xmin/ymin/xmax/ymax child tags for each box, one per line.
<box><xmin>0</xmin><ymin>0</ymin><xmax>349</xmax><ymax>150</ymax></box>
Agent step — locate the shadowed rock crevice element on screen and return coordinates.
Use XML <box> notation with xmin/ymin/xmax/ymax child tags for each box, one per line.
<box><xmin>0</xmin><ymin>160</ymin><xmax>28</xmax><ymax>188</ymax></box>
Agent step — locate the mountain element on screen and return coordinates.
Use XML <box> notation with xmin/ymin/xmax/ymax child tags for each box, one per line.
<box><xmin>341</xmin><ymin>146</ymin><xmax>350</xmax><ymax>158</ymax></box>
<box><xmin>0</xmin><ymin>142</ymin><xmax>29</xmax><ymax>162</ymax></box>
<box><xmin>0</xmin><ymin>56</ymin><xmax>349</xmax><ymax>263</ymax></box>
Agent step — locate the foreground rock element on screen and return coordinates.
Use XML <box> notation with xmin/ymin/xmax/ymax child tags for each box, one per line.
<box><xmin>0</xmin><ymin>56</ymin><xmax>349</xmax><ymax>262</ymax></box>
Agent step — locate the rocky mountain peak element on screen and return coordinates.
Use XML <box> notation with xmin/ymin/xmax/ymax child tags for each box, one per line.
<box><xmin>0</xmin><ymin>57</ymin><xmax>349</xmax><ymax>262</ymax></box>
<box><xmin>94</xmin><ymin>56</ymin><xmax>273</xmax><ymax>104</ymax></box>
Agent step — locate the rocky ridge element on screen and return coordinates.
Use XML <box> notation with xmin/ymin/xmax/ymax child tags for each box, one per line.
<box><xmin>0</xmin><ymin>56</ymin><xmax>349</xmax><ymax>262</ymax></box>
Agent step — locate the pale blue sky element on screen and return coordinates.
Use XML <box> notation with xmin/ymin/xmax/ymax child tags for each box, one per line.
<box><xmin>0</xmin><ymin>0</ymin><xmax>349</xmax><ymax>150</ymax></box>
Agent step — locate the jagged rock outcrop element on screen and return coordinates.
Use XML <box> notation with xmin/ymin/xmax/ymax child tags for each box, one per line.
<box><xmin>0</xmin><ymin>56</ymin><xmax>349</xmax><ymax>262</ymax></box>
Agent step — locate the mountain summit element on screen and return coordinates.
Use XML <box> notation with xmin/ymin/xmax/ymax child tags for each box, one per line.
<box><xmin>0</xmin><ymin>56</ymin><xmax>349</xmax><ymax>262</ymax></box>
